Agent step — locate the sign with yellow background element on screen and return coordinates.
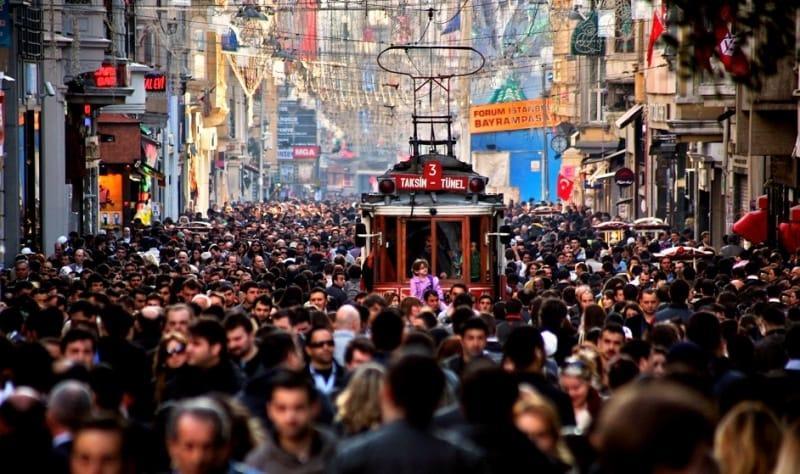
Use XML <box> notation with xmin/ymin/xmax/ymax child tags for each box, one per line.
<box><xmin>470</xmin><ymin>99</ymin><xmax>558</xmax><ymax>134</ymax></box>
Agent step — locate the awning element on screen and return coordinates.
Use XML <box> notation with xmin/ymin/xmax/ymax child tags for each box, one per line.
<box><xmin>583</xmin><ymin>149</ymin><xmax>625</xmax><ymax>165</ymax></box>
<box><xmin>615</xmin><ymin>104</ymin><xmax>644</xmax><ymax>129</ymax></box>
<box><xmin>575</xmin><ymin>140</ymin><xmax>621</xmax><ymax>156</ymax></box>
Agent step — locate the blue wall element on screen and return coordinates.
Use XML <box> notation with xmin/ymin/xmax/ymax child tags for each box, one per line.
<box><xmin>471</xmin><ymin>129</ymin><xmax>560</xmax><ymax>203</ymax></box>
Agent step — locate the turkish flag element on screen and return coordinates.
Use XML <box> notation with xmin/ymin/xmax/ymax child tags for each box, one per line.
<box><xmin>714</xmin><ymin>4</ymin><xmax>749</xmax><ymax>77</ymax></box>
<box><xmin>647</xmin><ymin>3</ymin><xmax>667</xmax><ymax>66</ymax></box>
<box><xmin>557</xmin><ymin>173</ymin><xmax>574</xmax><ymax>202</ymax></box>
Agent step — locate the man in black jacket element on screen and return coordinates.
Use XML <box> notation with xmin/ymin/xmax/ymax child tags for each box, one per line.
<box><xmin>329</xmin><ymin>352</ymin><xmax>483</xmax><ymax>474</ymax></box>
<box><xmin>163</xmin><ymin>318</ymin><xmax>244</xmax><ymax>400</ymax></box>
<box><xmin>502</xmin><ymin>326</ymin><xmax>577</xmax><ymax>427</ymax></box>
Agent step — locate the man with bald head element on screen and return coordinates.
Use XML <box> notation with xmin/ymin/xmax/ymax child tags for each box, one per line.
<box><xmin>333</xmin><ymin>304</ymin><xmax>361</xmax><ymax>367</ymax></box>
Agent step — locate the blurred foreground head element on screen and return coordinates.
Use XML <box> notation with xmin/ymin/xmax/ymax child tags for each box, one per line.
<box><xmin>592</xmin><ymin>380</ymin><xmax>716</xmax><ymax>474</ymax></box>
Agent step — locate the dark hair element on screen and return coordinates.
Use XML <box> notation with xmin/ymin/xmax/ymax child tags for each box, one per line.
<box><xmin>267</xmin><ymin>369</ymin><xmax>317</xmax><ymax>404</ymax></box>
<box><xmin>344</xmin><ymin>337</ymin><xmax>376</xmax><ymax>365</ymax></box>
<box><xmin>25</xmin><ymin>307</ymin><xmax>64</xmax><ymax>339</ymax></box>
<box><xmin>621</xmin><ymin>339</ymin><xmax>652</xmax><ymax>365</ymax></box>
<box><xmin>669</xmin><ymin>279</ymin><xmax>690</xmax><ymax>304</ymax></box>
<box><xmin>240</xmin><ymin>281</ymin><xmax>258</xmax><ymax>293</ymax></box>
<box><xmin>100</xmin><ymin>304</ymin><xmax>134</xmax><ymax>340</ymax></box>
<box><xmin>540</xmin><ymin>298</ymin><xmax>568</xmax><ymax>330</ymax></box>
<box><xmin>686</xmin><ymin>312</ymin><xmax>721</xmax><ymax>354</ymax></box>
<box><xmin>458</xmin><ymin>316</ymin><xmax>489</xmax><ymax>337</ymax></box>
<box><xmin>602</xmin><ymin>322</ymin><xmax>625</xmax><ymax>338</ymax></box>
<box><xmin>258</xmin><ymin>331</ymin><xmax>297</xmax><ymax>369</ymax></box>
<box><xmin>607</xmin><ymin>356</ymin><xmax>640</xmax><ymax>391</ymax></box>
<box><xmin>460</xmin><ymin>364</ymin><xmax>518</xmax><ymax>425</ymax></box>
<box><xmin>505</xmin><ymin>298</ymin><xmax>523</xmax><ymax>314</ymax></box>
<box><xmin>188</xmin><ymin>318</ymin><xmax>228</xmax><ymax>355</ymax></box>
<box><xmin>503</xmin><ymin>326</ymin><xmax>544</xmax><ymax>370</ymax></box>
<box><xmin>371</xmin><ymin>309</ymin><xmax>404</xmax><ymax>352</ymax></box>
<box><xmin>451</xmin><ymin>306</ymin><xmax>476</xmax><ymax>335</ymax></box>
<box><xmin>73</xmin><ymin>414</ymin><xmax>130</xmax><ymax>459</ymax></box>
<box><xmin>387</xmin><ymin>353</ymin><xmax>444</xmax><ymax>428</ymax></box>
<box><xmin>223</xmin><ymin>313</ymin><xmax>254</xmax><ymax>335</ymax></box>
<box><xmin>60</xmin><ymin>328</ymin><xmax>97</xmax><ymax>354</ymax></box>
<box><xmin>761</xmin><ymin>304</ymin><xmax>786</xmax><ymax>327</ymax></box>
<box><xmin>362</xmin><ymin>293</ymin><xmax>387</xmax><ymax>309</ymax></box>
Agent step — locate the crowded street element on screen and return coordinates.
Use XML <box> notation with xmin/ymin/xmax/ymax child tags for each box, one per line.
<box><xmin>2</xmin><ymin>0</ymin><xmax>800</xmax><ymax>473</ymax></box>
<box><xmin>0</xmin><ymin>199</ymin><xmax>798</xmax><ymax>473</ymax></box>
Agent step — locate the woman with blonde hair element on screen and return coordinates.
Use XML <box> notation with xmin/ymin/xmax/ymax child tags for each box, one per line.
<box><xmin>514</xmin><ymin>385</ymin><xmax>573</xmax><ymax>470</ymax></box>
<box><xmin>152</xmin><ymin>331</ymin><xmax>188</xmax><ymax>403</ymax></box>
<box><xmin>714</xmin><ymin>401</ymin><xmax>783</xmax><ymax>474</ymax></box>
<box><xmin>773</xmin><ymin>420</ymin><xmax>800</xmax><ymax>474</ymax></box>
<box><xmin>335</xmin><ymin>363</ymin><xmax>385</xmax><ymax>436</ymax></box>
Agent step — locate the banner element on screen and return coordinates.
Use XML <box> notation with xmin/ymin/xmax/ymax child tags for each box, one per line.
<box><xmin>469</xmin><ymin>99</ymin><xmax>557</xmax><ymax>134</ymax></box>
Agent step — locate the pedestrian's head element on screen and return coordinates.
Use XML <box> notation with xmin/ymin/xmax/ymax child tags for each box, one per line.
<box><xmin>460</xmin><ymin>363</ymin><xmax>518</xmax><ymax>425</ymax></box>
<box><xmin>593</xmin><ymin>381</ymin><xmax>715</xmax><ymax>474</ymax></box>
<box><xmin>412</xmin><ymin>259</ymin><xmax>429</xmax><ymax>277</ymax></box>
<box><xmin>223</xmin><ymin>313</ymin><xmax>255</xmax><ymax>361</ymax></box>
<box><xmin>336</xmin><ymin>362</ymin><xmax>385</xmax><ymax>435</ymax></box>
<box><xmin>164</xmin><ymin>304</ymin><xmax>195</xmax><ymax>336</ymax></box>
<box><xmin>502</xmin><ymin>326</ymin><xmax>545</xmax><ymax>373</ymax></box>
<box><xmin>70</xmin><ymin>415</ymin><xmax>132</xmax><ymax>474</ymax></box>
<box><xmin>60</xmin><ymin>328</ymin><xmax>97</xmax><ymax>368</ymax></box>
<box><xmin>186</xmin><ymin>318</ymin><xmax>227</xmax><ymax>369</ymax></box>
<box><xmin>370</xmin><ymin>309</ymin><xmax>404</xmax><ymax>353</ymax></box>
<box><xmin>305</xmin><ymin>326</ymin><xmax>335</xmax><ymax>367</ymax></box>
<box><xmin>266</xmin><ymin>369</ymin><xmax>318</xmax><ymax>441</ymax></box>
<box><xmin>47</xmin><ymin>380</ymin><xmax>93</xmax><ymax>433</ymax></box>
<box><xmin>167</xmin><ymin>397</ymin><xmax>232</xmax><ymax>474</ymax></box>
<box><xmin>383</xmin><ymin>352</ymin><xmax>444</xmax><ymax>428</ymax></box>
<box><xmin>458</xmin><ymin>317</ymin><xmax>488</xmax><ymax>360</ymax></box>
<box><xmin>714</xmin><ymin>402</ymin><xmax>782</xmax><ymax>474</ymax></box>
<box><xmin>598</xmin><ymin>323</ymin><xmax>625</xmax><ymax>363</ymax></box>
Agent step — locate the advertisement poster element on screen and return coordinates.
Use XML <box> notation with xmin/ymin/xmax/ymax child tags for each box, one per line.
<box><xmin>99</xmin><ymin>173</ymin><xmax>123</xmax><ymax>228</ymax></box>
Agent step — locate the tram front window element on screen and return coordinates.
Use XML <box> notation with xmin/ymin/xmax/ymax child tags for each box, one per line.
<box><xmin>435</xmin><ymin>222</ymin><xmax>462</xmax><ymax>280</ymax></box>
<box><xmin>405</xmin><ymin>220</ymin><xmax>462</xmax><ymax>280</ymax></box>
<box><xmin>406</xmin><ymin>221</ymin><xmax>432</xmax><ymax>278</ymax></box>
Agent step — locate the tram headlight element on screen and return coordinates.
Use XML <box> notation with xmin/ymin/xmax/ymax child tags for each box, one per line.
<box><xmin>379</xmin><ymin>179</ymin><xmax>396</xmax><ymax>194</ymax></box>
<box><xmin>469</xmin><ymin>177</ymin><xmax>486</xmax><ymax>194</ymax></box>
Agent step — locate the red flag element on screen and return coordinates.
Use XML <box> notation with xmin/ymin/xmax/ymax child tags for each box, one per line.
<box><xmin>557</xmin><ymin>173</ymin><xmax>574</xmax><ymax>202</ymax></box>
<box><xmin>714</xmin><ymin>4</ymin><xmax>749</xmax><ymax>77</ymax></box>
<box><xmin>647</xmin><ymin>3</ymin><xmax>667</xmax><ymax>66</ymax></box>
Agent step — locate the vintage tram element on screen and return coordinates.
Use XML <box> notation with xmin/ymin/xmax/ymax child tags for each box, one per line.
<box><xmin>357</xmin><ymin>46</ymin><xmax>509</xmax><ymax>298</ymax></box>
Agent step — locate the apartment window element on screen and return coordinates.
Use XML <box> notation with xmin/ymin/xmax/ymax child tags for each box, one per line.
<box><xmin>589</xmin><ymin>57</ymin><xmax>607</xmax><ymax>122</ymax></box>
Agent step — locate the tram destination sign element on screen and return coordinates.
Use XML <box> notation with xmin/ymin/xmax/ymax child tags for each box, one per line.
<box><xmin>393</xmin><ymin>161</ymin><xmax>470</xmax><ymax>192</ymax></box>
<box><xmin>394</xmin><ymin>174</ymin><xmax>470</xmax><ymax>192</ymax></box>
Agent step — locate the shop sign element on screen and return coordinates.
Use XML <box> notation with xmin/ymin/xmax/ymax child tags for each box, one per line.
<box><xmin>94</xmin><ymin>64</ymin><xmax>118</xmax><ymax>87</ymax></box>
<box><xmin>292</xmin><ymin>145</ymin><xmax>320</xmax><ymax>159</ymax></box>
<box><xmin>614</xmin><ymin>167</ymin><xmax>635</xmax><ymax>187</ymax></box>
<box><xmin>469</xmin><ymin>98</ymin><xmax>557</xmax><ymax>134</ymax></box>
<box><xmin>145</xmin><ymin>72</ymin><xmax>167</xmax><ymax>92</ymax></box>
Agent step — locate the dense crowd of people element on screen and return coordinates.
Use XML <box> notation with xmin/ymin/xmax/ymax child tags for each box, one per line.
<box><xmin>0</xmin><ymin>199</ymin><xmax>799</xmax><ymax>474</ymax></box>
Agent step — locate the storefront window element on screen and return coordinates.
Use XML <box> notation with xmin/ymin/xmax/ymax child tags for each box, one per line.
<box><xmin>470</xmin><ymin>217</ymin><xmax>484</xmax><ymax>283</ymax></box>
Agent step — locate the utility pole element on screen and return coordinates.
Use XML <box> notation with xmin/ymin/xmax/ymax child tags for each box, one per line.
<box><xmin>259</xmin><ymin>80</ymin><xmax>265</xmax><ymax>202</ymax></box>
<box><xmin>541</xmin><ymin>63</ymin><xmax>550</xmax><ymax>203</ymax></box>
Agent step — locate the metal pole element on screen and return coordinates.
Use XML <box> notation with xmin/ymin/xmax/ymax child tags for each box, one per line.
<box><xmin>259</xmin><ymin>82</ymin><xmax>265</xmax><ymax>202</ymax></box>
<box><xmin>541</xmin><ymin>64</ymin><xmax>549</xmax><ymax>202</ymax></box>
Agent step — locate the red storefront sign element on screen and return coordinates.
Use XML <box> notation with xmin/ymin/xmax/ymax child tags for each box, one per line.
<box><xmin>292</xmin><ymin>145</ymin><xmax>320</xmax><ymax>159</ymax></box>
<box><xmin>145</xmin><ymin>73</ymin><xmax>167</xmax><ymax>92</ymax></box>
<box><xmin>94</xmin><ymin>64</ymin><xmax>118</xmax><ymax>87</ymax></box>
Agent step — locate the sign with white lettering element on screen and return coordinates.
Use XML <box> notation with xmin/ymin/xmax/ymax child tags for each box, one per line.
<box><xmin>393</xmin><ymin>173</ymin><xmax>469</xmax><ymax>192</ymax></box>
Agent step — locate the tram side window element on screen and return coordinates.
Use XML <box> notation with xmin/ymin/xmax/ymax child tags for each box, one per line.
<box><xmin>406</xmin><ymin>221</ymin><xmax>432</xmax><ymax>278</ymax></box>
<box><xmin>435</xmin><ymin>221</ymin><xmax>462</xmax><ymax>280</ymax></box>
<box><xmin>469</xmin><ymin>217</ymin><xmax>483</xmax><ymax>283</ymax></box>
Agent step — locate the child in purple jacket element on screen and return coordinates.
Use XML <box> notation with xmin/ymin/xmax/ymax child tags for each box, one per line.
<box><xmin>409</xmin><ymin>258</ymin><xmax>444</xmax><ymax>302</ymax></box>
